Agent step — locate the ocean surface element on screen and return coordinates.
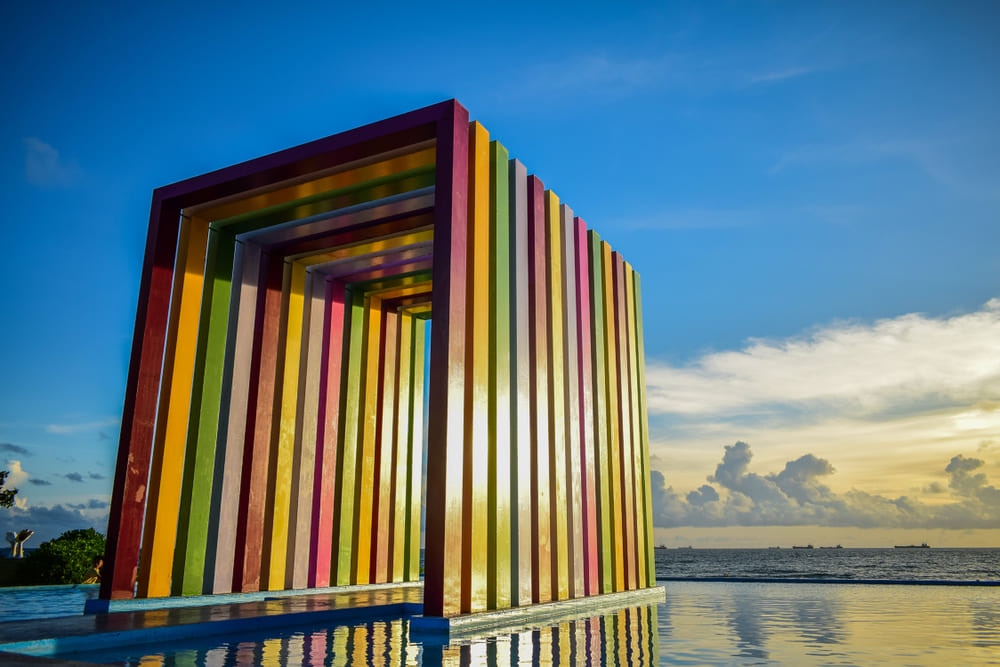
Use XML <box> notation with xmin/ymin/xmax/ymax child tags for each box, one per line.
<box><xmin>653</xmin><ymin>546</ymin><xmax>1000</xmax><ymax>582</ymax></box>
<box><xmin>1</xmin><ymin>549</ymin><xmax>998</xmax><ymax>665</ymax></box>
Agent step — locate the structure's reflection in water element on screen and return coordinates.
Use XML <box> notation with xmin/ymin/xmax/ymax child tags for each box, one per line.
<box><xmin>65</xmin><ymin>582</ymin><xmax>1000</xmax><ymax>665</ymax></box>
<box><xmin>93</xmin><ymin>605</ymin><xmax>659</xmax><ymax>666</ymax></box>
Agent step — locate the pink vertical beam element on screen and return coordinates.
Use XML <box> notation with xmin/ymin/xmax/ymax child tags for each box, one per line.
<box><xmin>210</xmin><ymin>241</ymin><xmax>259</xmax><ymax>594</ymax></box>
<box><xmin>372</xmin><ymin>309</ymin><xmax>399</xmax><ymax>583</ymax></box>
<box><xmin>560</xmin><ymin>204</ymin><xmax>584</xmax><ymax>599</ymax></box>
<box><xmin>102</xmin><ymin>195</ymin><xmax>181</xmax><ymax>600</ymax></box>
<box><xmin>423</xmin><ymin>100</ymin><xmax>470</xmax><ymax>618</ymax></box>
<box><xmin>509</xmin><ymin>159</ymin><xmax>534</xmax><ymax>607</ymax></box>
<box><xmin>612</xmin><ymin>252</ymin><xmax>637</xmax><ymax>590</ymax></box>
<box><xmin>526</xmin><ymin>175</ymin><xmax>552</xmax><ymax>603</ymax></box>
<box><xmin>233</xmin><ymin>253</ymin><xmax>283</xmax><ymax>593</ymax></box>
<box><xmin>573</xmin><ymin>217</ymin><xmax>599</xmax><ymax>596</ymax></box>
<box><xmin>309</xmin><ymin>279</ymin><xmax>346</xmax><ymax>588</ymax></box>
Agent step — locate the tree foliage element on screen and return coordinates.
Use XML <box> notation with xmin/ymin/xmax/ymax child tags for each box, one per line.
<box><xmin>0</xmin><ymin>470</ymin><xmax>16</xmax><ymax>509</ymax></box>
<box><xmin>21</xmin><ymin>528</ymin><xmax>105</xmax><ymax>585</ymax></box>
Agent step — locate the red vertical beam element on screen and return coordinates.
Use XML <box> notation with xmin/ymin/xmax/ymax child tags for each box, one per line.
<box><xmin>423</xmin><ymin>100</ymin><xmax>470</xmax><ymax>618</ymax></box>
<box><xmin>102</xmin><ymin>195</ymin><xmax>180</xmax><ymax>600</ymax></box>
<box><xmin>233</xmin><ymin>253</ymin><xmax>282</xmax><ymax>593</ymax></box>
<box><xmin>309</xmin><ymin>279</ymin><xmax>345</xmax><ymax>587</ymax></box>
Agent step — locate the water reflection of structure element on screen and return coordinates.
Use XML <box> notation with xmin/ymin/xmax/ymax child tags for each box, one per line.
<box><xmin>103</xmin><ymin>605</ymin><xmax>659</xmax><ymax>666</ymax></box>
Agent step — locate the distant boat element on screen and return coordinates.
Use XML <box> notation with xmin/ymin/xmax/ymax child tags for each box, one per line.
<box><xmin>792</xmin><ymin>545</ymin><xmax>814</xmax><ymax>549</ymax></box>
<box><xmin>819</xmin><ymin>545</ymin><xmax>843</xmax><ymax>549</ymax></box>
<box><xmin>678</xmin><ymin>545</ymin><xmax>693</xmax><ymax>549</ymax></box>
<box><xmin>894</xmin><ymin>543</ymin><xmax>930</xmax><ymax>549</ymax></box>
<box><xmin>655</xmin><ymin>544</ymin><xmax>667</xmax><ymax>550</ymax></box>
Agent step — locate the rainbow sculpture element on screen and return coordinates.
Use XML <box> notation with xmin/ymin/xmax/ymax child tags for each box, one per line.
<box><xmin>102</xmin><ymin>100</ymin><xmax>655</xmax><ymax>619</ymax></box>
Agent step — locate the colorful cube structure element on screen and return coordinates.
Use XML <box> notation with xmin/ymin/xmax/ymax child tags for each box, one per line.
<box><xmin>102</xmin><ymin>100</ymin><xmax>655</xmax><ymax>618</ymax></box>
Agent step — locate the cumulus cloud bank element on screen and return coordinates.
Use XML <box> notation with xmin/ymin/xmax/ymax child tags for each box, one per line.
<box><xmin>652</xmin><ymin>442</ymin><xmax>1000</xmax><ymax>530</ymax></box>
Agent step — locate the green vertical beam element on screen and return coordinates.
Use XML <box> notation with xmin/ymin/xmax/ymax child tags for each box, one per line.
<box><xmin>488</xmin><ymin>140</ymin><xmax>512</xmax><ymax>609</ymax></box>
<box><xmin>334</xmin><ymin>288</ymin><xmax>365</xmax><ymax>585</ymax></box>
<box><xmin>174</xmin><ymin>227</ymin><xmax>234</xmax><ymax>595</ymax></box>
<box><xmin>587</xmin><ymin>231</ymin><xmax>613</xmax><ymax>593</ymax></box>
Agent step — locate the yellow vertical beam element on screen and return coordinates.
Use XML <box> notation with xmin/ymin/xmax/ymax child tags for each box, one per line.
<box><xmin>289</xmin><ymin>272</ymin><xmax>324</xmax><ymax>590</ymax></box>
<box><xmin>545</xmin><ymin>190</ymin><xmax>569</xmax><ymax>601</ymax></box>
<box><xmin>354</xmin><ymin>295</ymin><xmax>383</xmax><ymax>584</ymax></box>
<box><xmin>465</xmin><ymin>121</ymin><xmax>491</xmax><ymax>612</ymax></box>
<box><xmin>407</xmin><ymin>319</ymin><xmax>426</xmax><ymax>582</ymax></box>
<box><xmin>265</xmin><ymin>260</ymin><xmax>306</xmax><ymax>590</ymax></box>
<box><xmin>391</xmin><ymin>312</ymin><xmax>413</xmax><ymax>582</ymax></box>
<box><xmin>139</xmin><ymin>215</ymin><xmax>208</xmax><ymax>598</ymax></box>
<box><xmin>632</xmin><ymin>271</ymin><xmax>656</xmax><ymax>587</ymax></box>
<box><xmin>624</xmin><ymin>263</ymin><xmax>646</xmax><ymax>587</ymax></box>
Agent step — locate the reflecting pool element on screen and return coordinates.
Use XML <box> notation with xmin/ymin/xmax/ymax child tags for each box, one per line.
<box><xmin>36</xmin><ymin>582</ymin><xmax>1000</xmax><ymax>665</ymax></box>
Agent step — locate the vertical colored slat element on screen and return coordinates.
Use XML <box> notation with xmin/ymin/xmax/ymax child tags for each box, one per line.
<box><xmin>560</xmin><ymin>204</ymin><xmax>583</xmax><ymax>599</ymax></box>
<box><xmin>623</xmin><ymin>262</ymin><xmax>646</xmax><ymax>588</ymax></box>
<box><xmin>373</xmin><ymin>309</ymin><xmax>399</xmax><ymax>583</ymax></box>
<box><xmin>264</xmin><ymin>260</ymin><xmax>306</xmax><ymax>590</ymax></box>
<box><xmin>587</xmin><ymin>231</ymin><xmax>612</xmax><ymax>594</ymax></box>
<box><xmin>526</xmin><ymin>175</ymin><xmax>551</xmax><ymax>604</ymax></box>
<box><xmin>289</xmin><ymin>271</ymin><xmax>324</xmax><ymax>590</ymax></box>
<box><xmin>463</xmin><ymin>121</ymin><xmax>491</xmax><ymax>613</ymax></box>
<box><xmin>574</xmin><ymin>218</ymin><xmax>598</xmax><ymax>596</ymax></box>
<box><xmin>406</xmin><ymin>319</ymin><xmax>426</xmax><ymax>582</ymax></box>
<box><xmin>354</xmin><ymin>294</ymin><xmax>383</xmax><ymax>584</ymax></box>
<box><xmin>334</xmin><ymin>287</ymin><xmax>365</xmax><ymax>585</ymax></box>
<box><xmin>174</xmin><ymin>226</ymin><xmax>234</xmax><ymax>596</ymax></box>
<box><xmin>632</xmin><ymin>272</ymin><xmax>656</xmax><ymax>586</ymax></box>
<box><xmin>233</xmin><ymin>252</ymin><xmax>282</xmax><ymax>593</ymax></box>
<box><xmin>489</xmin><ymin>139</ymin><xmax>512</xmax><ymax>610</ymax></box>
<box><xmin>391</xmin><ymin>312</ymin><xmax>413</xmax><ymax>582</ymax></box>
<box><xmin>103</xmin><ymin>195</ymin><xmax>181</xmax><ymax>601</ymax></box>
<box><xmin>309</xmin><ymin>278</ymin><xmax>345</xmax><ymax>588</ymax></box>
<box><xmin>601</xmin><ymin>241</ymin><xmax>624</xmax><ymax>592</ymax></box>
<box><xmin>210</xmin><ymin>241</ymin><xmax>259</xmax><ymax>594</ymax></box>
<box><xmin>612</xmin><ymin>253</ymin><xmax>637</xmax><ymax>590</ymax></box>
<box><xmin>544</xmin><ymin>190</ymin><xmax>569</xmax><ymax>602</ymax></box>
<box><xmin>422</xmin><ymin>102</ymin><xmax>472</xmax><ymax>618</ymax></box>
<box><xmin>509</xmin><ymin>159</ymin><xmax>533</xmax><ymax>608</ymax></box>
<box><xmin>140</xmin><ymin>215</ymin><xmax>209</xmax><ymax>598</ymax></box>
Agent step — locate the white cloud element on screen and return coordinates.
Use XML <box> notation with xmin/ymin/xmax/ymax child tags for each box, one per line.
<box><xmin>4</xmin><ymin>459</ymin><xmax>29</xmax><ymax>487</ymax></box>
<box><xmin>747</xmin><ymin>66</ymin><xmax>817</xmax><ymax>85</ymax></box>
<box><xmin>646</xmin><ymin>299</ymin><xmax>1000</xmax><ymax>419</ymax></box>
<box><xmin>24</xmin><ymin>137</ymin><xmax>82</xmax><ymax>187</ymax></box>
<box><xmin>44</xmin><ymin>417</ymin><xmax>120</xmax><ymax>435</ymax></box>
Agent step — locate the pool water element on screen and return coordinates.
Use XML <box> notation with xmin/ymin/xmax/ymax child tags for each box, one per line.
<box><xmin>53</xmin><ymin>582</ymin><xmax>999</xmax><ymax>666</ymax></box>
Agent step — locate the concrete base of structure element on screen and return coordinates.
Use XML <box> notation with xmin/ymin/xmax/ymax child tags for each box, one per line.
<box><xmin>409</xmin><ymin>586</ymin><xmax>666</xmax><ymax>643</ymax></box>
<box><xmin>83</xmin><ymin>580</ymin><xmax>422</xmax><ymax>614</ymax></box>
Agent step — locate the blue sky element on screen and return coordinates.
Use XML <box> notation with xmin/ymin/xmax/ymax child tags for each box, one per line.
<box><xmin>1</xmin><ymin>1</ymin><xmax>998</xmax><ymax>545</ymax></box>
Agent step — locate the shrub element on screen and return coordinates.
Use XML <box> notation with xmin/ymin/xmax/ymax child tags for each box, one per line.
<box><xmin>21</xmin><ymin>528</ymin><xmax>105</xmax><ymax>585</ymax></box>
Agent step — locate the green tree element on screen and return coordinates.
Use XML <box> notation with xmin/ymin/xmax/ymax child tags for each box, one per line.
<box><xmin>0</xmin><ymin>470</ymin><xmax>17</xmax><ymax>509</ymax></box>
<box><xmin>21</xmin><ymin>528</ymin><xmax>105</xmax><ymax>585</ymax></box>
